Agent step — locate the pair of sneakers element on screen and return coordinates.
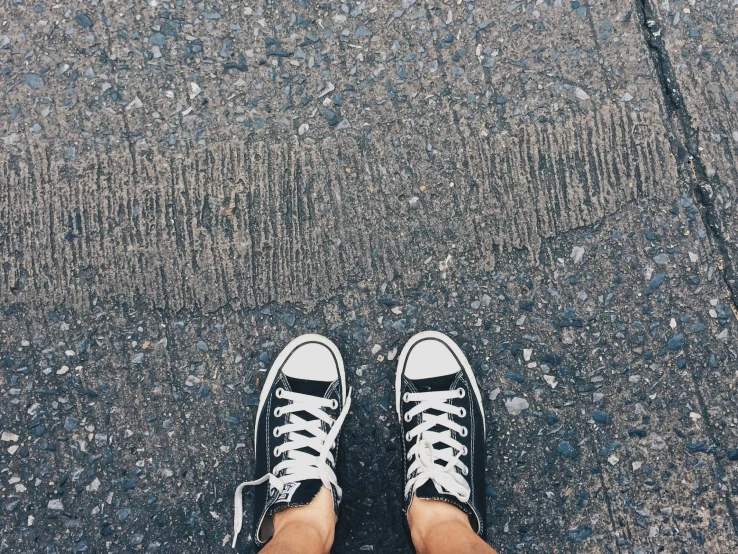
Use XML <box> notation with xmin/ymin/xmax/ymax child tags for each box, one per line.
<box><xmin>232</xmin><ymin>331</ymin><xmax>487</xmax><ymax>549</ymax></box>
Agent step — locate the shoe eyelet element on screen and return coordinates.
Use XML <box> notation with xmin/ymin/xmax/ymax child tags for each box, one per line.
<box><xmin>402</xmin><ymin>392</ymin><xmax>411</xmax><ymax>403</ymax></box>
<box><xmin>457</xmin><ymin>388</ymin><xmax>466</xmax><ymax>399</ymax></box>
<box><xmin>274</xmin><ymin>407</ymin><xmax>282</xmax><ymax>417</ymax></box>
<box><xmin>462</xmin><ymin>466</ymin><xmax>469</xmax><ymax>476</ymax></box>
<box><xmin>461</xmin><ymin>446</ymin><xmax>468</xmax><ymax>456</ymax></box>
<box><xmin>275</xmin><ymin>388</ymin><xmax>284</xmax><ymax>399</ymax></box>
<box><xmin>330</xmin><ymin>399</ymin><xmax>339</xmax><ymax>410</ymax></box>
<box><xmin>459</xmin><ymin>427</ymin><xmax>468</xmax><ymax>437</ymax></box>
<box><xmin>273</xmin><ymin>447</ymin><xmax>281</xmax><ymax>457</ymax></box>
<box><xmin>404</xmin><ymin>412</ymin><xmax>412</xmax><ymax>423</ymax></box>
<box><xmin>407</xmin><ymin>453</ymin><xmax>412</xmax><ymax>461</ymax></box>
<box><xmin>458</xmin><ymin>407</ymin><xmax>467</xmax><ymax>418</ymax></box>
<box><xmin>405</xmin><ymin>432</ymin><xmax>412</xmax><ymax>442</ymax></box>
<box><xmin>273</xmin><ymin>427</ymin><xmax>281</xmax><ymax>438</ymax></box>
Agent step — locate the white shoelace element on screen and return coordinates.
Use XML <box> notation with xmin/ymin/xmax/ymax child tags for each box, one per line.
<box><xmin>403</xmin><ymin>388</ymin><xmax>470</xmax><ymax>503</ymax></box>
<box><xmin>232</xmin><ymin>387</ymin><xmax>352</xmax><ymax>548</ymax></box>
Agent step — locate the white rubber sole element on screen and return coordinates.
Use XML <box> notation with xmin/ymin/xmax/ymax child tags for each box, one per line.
<box><xmin>253</xmin><ymin>333</ymin><xmax>347</xmax><ymax>451</ymax></box>
<box><xmin>394</xmin><ymin>330</ymin><xmax>486</xmax><ymax>435</ymax></box>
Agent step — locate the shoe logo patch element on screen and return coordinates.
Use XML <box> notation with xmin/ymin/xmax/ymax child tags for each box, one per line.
<box><xmin>275</xmin><ymin>482</ymin><xmax>300</xmax><ymax>503</ymax></box>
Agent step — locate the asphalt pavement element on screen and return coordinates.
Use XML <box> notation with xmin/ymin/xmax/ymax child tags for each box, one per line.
<box><xmin>1</xmin><ymin>1</ymin><xmax>737</xmax><ymax>553</ymax></box>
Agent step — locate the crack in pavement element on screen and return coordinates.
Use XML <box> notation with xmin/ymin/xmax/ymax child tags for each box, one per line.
<box><xmin>635</xmin><ymin>0</ymin><xmax>738</xmax><ymax>312</ymax></box>
<box><xmin>636</xmin><ymin>0</ymin><xmax>738</xmax><ymax>537</ymax></box>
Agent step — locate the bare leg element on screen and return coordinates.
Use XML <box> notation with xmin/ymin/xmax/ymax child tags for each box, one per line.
<box><xmin>408</xmin><ymin>496</ymin><xmax>499</xmax><ymax>554</ymax></box>
<box><xmin>260</xmin><ymin>487</ymin><xmax>336</xmax><ymax>554</ymax></box>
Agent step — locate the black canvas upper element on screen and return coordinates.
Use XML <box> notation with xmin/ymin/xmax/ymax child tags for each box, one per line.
<box><xmin>251</xmin><ymin>370</ymin><xmax>344</xmax><ymax>548</ymax></box>
<box><xmin>398</xmin><ymin>367</ymin><xmax>487</xmax><ymax>538</ymax></box>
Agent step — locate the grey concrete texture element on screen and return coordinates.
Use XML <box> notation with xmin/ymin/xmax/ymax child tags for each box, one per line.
<box><xmin>1</xmin><ymin>0</ymin><xmax>738</xmax><ymax>553</ymax></box>
<box><xmin>642</xmin><ymin>0</ymin><xmax>738</xmax><ymax>305</ymax></box>
<box><xmin>2</xmin><ymin>195</ymin><xmax>737</xmax><ymax>554</ymax></box>
<box><xmin>2</xmin><ymin>0</ymin><xmax>679</xmax><ymax>312</ymax></box>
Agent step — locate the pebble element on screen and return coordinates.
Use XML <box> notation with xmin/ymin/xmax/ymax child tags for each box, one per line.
<box><xmin>650</xmin><ymin>433</ymin><xmax>666</xmax><ymax>450</ymax></box>
<box><xmin>728</xmin><ymin>449</ymin><xmax>738</xmax><ymax>461</ymax></box>
<box><xmin>574</xmin><ymin>87</ymin><xmax>590</xmax><ymax>101</ymax></box>
<box><xmin>504</xmin><ymin>397</ymin><xmax>529</xmax><ymax>415</ymax></box>
<box><xmin>64</xmin><ymin>417</ymin><xmax>79</xmax><ymax>432</ymax></box>
<box><xmin>151</xmin><ymin>33</ymin><xmax>166</xmax><ymax>46</ymax></box>
<box><xmin>570</xmin><ymin>246</ymin><xmax>585</xmax><ymax>264</ymax></box>
<box><xmin>322</xmin><ymin>108</ymin><xmax>340</xmax><ymax>126</ymax></box>
<box><xmin>667</xmin><ymin>333</ymin><xmax>685</xmax><ymax>350</ymax></box>
<box><xmin>190</xmin><ymin>82</ymin><xmax>202</xmax><ymax>99</ymax></box>
<box><xmin>75</xmin><ymin>13</ymin><xmax>93</xmax><ymax>28</ymax></box>
<box><xmin>1</xmin><ymin>431</ymin><xmax>19</xmax><ymax>442</ymax></box>
<box><xmin>557</xmin><ymin>441</ymin><xmax>577</xmax><ymax>458</ymax></box>
<box><xmin>280</xmin><ymin>313</ymin><xmax>296</xmax><ymax>327</ymax></box>
<box><xmin>197</xmin><ymin>340</ymin><xmax>209</xmax><ymax>352</ymax></box>
<box><xmin>47</xmin><ymin>499</ymin><xmax>64</xmax><ymax>510</ymax></box>
<box><xmin>126</xmin><ymin>97</ymin><xmax>143</xmax><ymax>111</ymax></box>
<box><xmin>117</xmin><ymin>507</ymin><xmax>132</xmax><ymax>523</ymax></box>
<box><xmin>131</xmin><ymin>353</ymin><xmax>145</xmax><ymax>364</ymax></box>
<box><xmin>653</xmin><ymin>253</ymin><xmax>670</xmax><ymax>264</ymax></box>
<box><xmin>649</xmin><ymin>273</ymin><xmax>666</xmax><ymax>289</ymax></box>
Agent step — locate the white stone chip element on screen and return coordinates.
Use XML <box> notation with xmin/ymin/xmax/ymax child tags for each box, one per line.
<box><xmin>570</xmin><ymin>246</ymin><xmax>585</xmax><ymax>264</ymax></box>
<box><xmin>575</xmin><ymin>87</ymin><xmax>590</xmax><ymax>100</ymax></box>
<box><xmin>125</xmin><ymin>96</ymin><xmax>143</xmax><ymax>110</ymax></box>
<box><xmin>505</xmin><ymin>397</ymin><xmax>529</xmax><ymax>415</ymax></box>
<box><xmin>1</xmin><ymin>431</ymin><xmax>19</xmax><ymax>442</ymax></box>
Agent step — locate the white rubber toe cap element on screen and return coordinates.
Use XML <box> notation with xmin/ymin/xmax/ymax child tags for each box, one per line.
<box><xmin>281</xmin><ymin>341</ymin><xmax>340</xmax><ymax>382</ymax></box>
<box><xmin>402</xmin><ymin>336</ymin><xmax>462</xmax><ymax>380</ymax></box>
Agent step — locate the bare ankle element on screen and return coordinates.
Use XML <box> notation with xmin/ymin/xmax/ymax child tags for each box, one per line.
<box><xmin>408</xmin><ymin>495</ymin><xmax>472</xmax><ymax>551</ymax></box>
<box><xmin>271</xmin><ymin>487</ymin><xmax>336</xmax><ymax>553</ymax></box>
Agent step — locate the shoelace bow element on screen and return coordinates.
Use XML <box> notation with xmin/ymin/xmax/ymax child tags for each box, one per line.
<box><xmin>232</xmin><ymin>387</ymin><xmax>352</xmax><ymax>548</ymax></box>
<box><xmin>403</xmin><ymin>388</ymin><xmax>470</xmax><ymax>503</ymax></box>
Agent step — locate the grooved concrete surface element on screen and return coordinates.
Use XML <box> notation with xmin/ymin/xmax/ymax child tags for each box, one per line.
<box><xmin>1</xmin><ymin>1</ymin><xmax>738</xmax><ymax>553</ymax></box>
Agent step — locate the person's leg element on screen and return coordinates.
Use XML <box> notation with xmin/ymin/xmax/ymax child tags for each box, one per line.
<box><xmin>408</xmin><ymin>496</ymin><xmax>498</xmax><ymax>554</ymax></box>
<box><xmin>261</xmin><ymin>487</ymin><xmax>335</xmax><ymax>554</ymax></box>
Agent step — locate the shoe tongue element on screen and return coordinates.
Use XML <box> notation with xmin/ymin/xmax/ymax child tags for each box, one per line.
<box><xmin>285</xmin><ymin>376</ymin><xmax>332</xmax><ymax>397</ymax></box>
<box><xmin>268</xmin><ymin>479</ymin><xmax>325</xmax><ymax>513</ymax></box>
<box><xmin>409</xmin><ymin>373</ymin><xmax>458</xmax><ymax>392</ymax></box>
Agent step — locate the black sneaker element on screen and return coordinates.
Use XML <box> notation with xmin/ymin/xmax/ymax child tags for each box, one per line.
<box><xmin>395</xmin><ymin>331</ymin><xmax>487</xmax><ymax>537</ymax></box>
<box><xmin>232</xmin><ymin>334</ymin><xmax>351</xmax><ymax>549</ymax></box>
